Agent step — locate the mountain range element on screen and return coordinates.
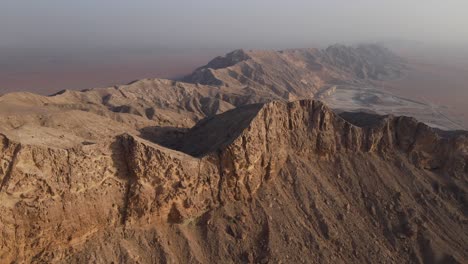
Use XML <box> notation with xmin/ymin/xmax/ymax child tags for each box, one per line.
<box><xmin>0</xmin><ymin>44</ymin><xmax>466</xmax><ymax>263</ymax></box>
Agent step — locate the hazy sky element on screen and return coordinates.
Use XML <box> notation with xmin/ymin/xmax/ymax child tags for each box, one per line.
<box><xmin>1</xmin><ymin>0</ymin><xmax>467</xmax><ymax>50</ymax></box>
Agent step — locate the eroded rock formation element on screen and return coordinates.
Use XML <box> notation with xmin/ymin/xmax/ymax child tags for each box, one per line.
<box><xmin>1</xmin><ymin>100</ymin><xmax>466</xmax><ymax>263</ymax></box>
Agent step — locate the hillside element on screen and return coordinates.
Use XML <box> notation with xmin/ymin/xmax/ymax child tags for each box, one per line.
<box><xmin>0</xmin><ymin>44</ymin><xmax>466</xmax><ymax>263</ymax></box>
<box><xmin>1</xmin><ymin>100</ymin><xmax>467</xmax><ymax>263</ymax></box>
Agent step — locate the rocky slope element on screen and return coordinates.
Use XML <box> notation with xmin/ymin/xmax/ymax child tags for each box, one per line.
<box><xmin>1</xmin><ymin>100</ymin><xmax>466</xmax><ymax>263</ymax></box>
<box><xmin>0</xmin><ymin>44</ymin><xmax>409</xmax><ymax>149</ymax></box>
<box><xmin>1</xmin><ymin>44</ymin><xmax>466</xmax><ymax>263</ymax></box>
<box><xmin>0</xmin><ymin>78</ymin><xmax>239</xmax><ymax>148</ymax></box>
<box><xmin>184</xmin><ymin>44</ymin><xmax>406</xmax><ymax>100</ymax></box>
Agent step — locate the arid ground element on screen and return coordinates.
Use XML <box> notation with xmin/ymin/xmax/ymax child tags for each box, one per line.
<box><xmin>384</xmin><ymin>55</ymin><xmax>468</xmax><ymax>129</ymax></box>
<box><xmin>0</xmin><ymin>45</ymin><xmax>466</xmax><ymax>263</ymax></box>
<box><xmin>0</xmin><ymin>48</ymin><xmax>225</xmax><ymax>95</ymax></box>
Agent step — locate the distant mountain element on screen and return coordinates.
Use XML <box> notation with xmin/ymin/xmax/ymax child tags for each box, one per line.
<box><xmin>0</xmin><ymin>44</ymin><xmax>407</xmax><ymax>130</ymax></box>
<box><xmin>184</xmin><ymin>44</ymin><xmax>406</xmax><ymax>100</ymax></box>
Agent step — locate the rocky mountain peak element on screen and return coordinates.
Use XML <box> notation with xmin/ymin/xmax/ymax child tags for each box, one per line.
<box><xmin>0</xmin><ymin>43</ymin><xmax>467</xmax><ymax>263</ymax></box>
<box><xmin>200</xmin><ymin>49</ymin><xmax>251</xmax><ymax>70</ymax></box>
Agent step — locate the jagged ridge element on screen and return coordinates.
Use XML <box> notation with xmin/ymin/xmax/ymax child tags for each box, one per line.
<box><xmin>183</xmin><ymin>44</ymin><xmax>407</xmax><ymax>100</ymax></box>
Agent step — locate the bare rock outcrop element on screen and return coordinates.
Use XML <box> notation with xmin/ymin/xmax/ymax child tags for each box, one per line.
<box><xmin>1</xmin><ymin>100</ymin><xmax>467</xmax><ymax>263</ymax></box>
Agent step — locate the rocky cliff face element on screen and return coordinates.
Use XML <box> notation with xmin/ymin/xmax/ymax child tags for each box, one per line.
<box><xmin>1</xmin><ymin>100</ymin><xmax>466</xmax><ymax>263</ymax></box>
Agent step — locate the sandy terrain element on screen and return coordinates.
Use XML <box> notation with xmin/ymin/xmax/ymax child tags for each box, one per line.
<box><xmin>317</xmin><ymin>85</ymin><xmax>465</xmax><ymax>130</ymax></box>
<box><xmin>0</xmin><ymin>49</ymin><xmax>224</xmax><ymax>96</ymax></box>
<box><xmin>384</xmin><ymin>59</ymin><xmax>468</xmax><ymax>128</ymax></box>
